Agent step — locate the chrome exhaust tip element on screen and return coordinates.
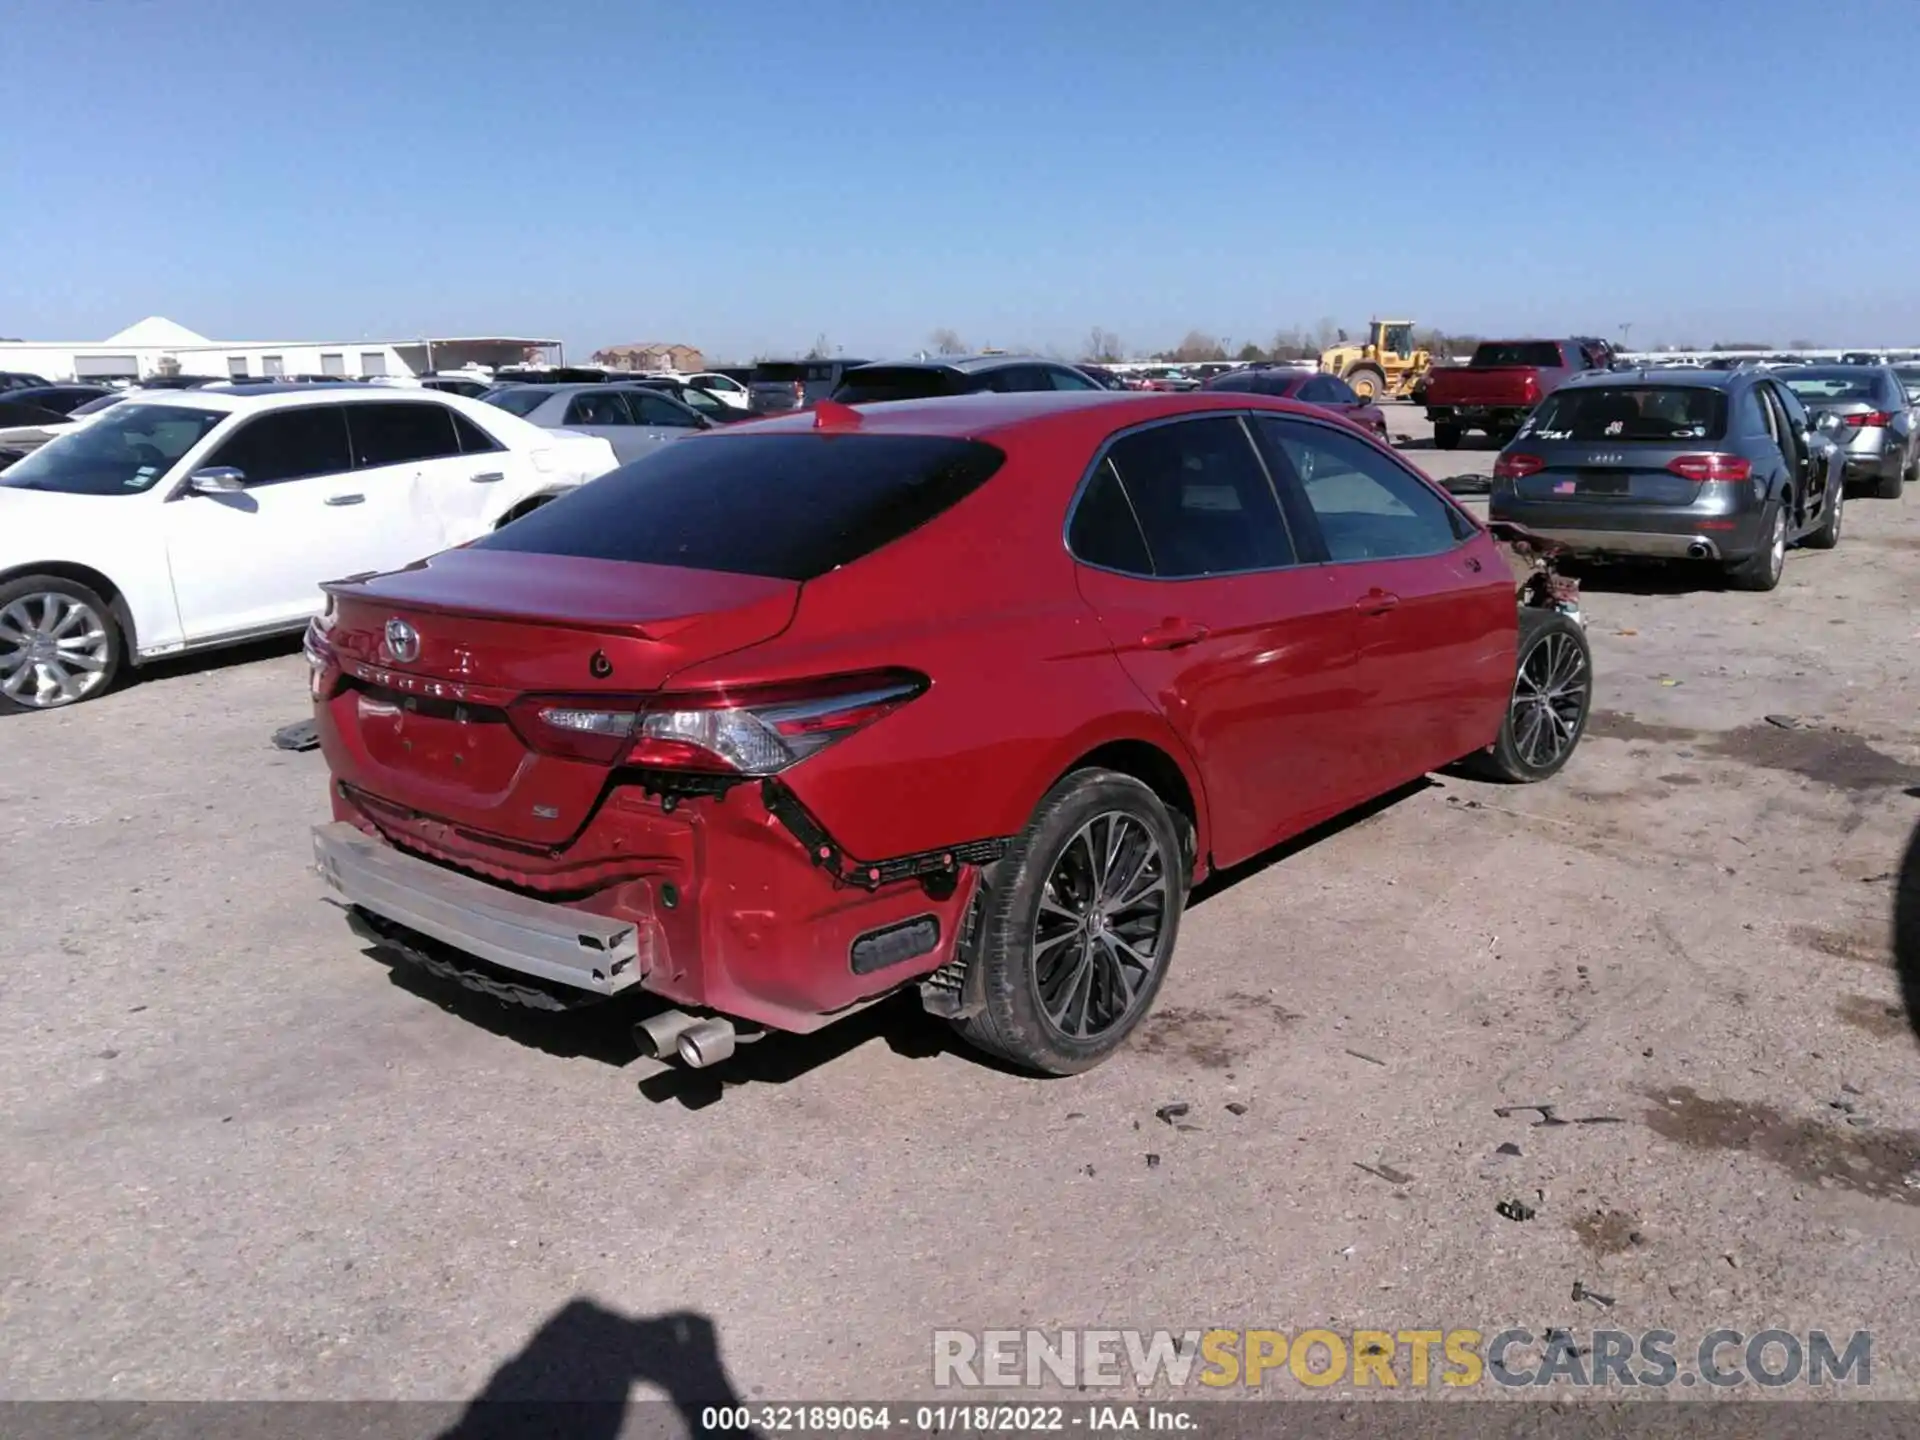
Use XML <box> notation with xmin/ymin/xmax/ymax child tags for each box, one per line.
<box><xmin>676</xmin><ymin>1018</ymin><xmax>738</xmax><ymax>1069</ymax></box>
<box><xmin>633</xmin><ymin>1009</ymin><xmax>700</xmax><ymax>1060</ymax></box>
<box><xmin>1686</xmin><ymin>541</ymin><xmax>1713</xmax><ymax>560</ymax></box>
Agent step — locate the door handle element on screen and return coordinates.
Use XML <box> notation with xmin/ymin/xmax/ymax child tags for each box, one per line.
<box><xmin>1354</xmin><ymin>588</ymin><xmax>1400</xmax><ymax>615</ymax></box>
<box><xmin>325</xmin><ymin>493</ymin><xmax>365</xmax><ymax>506</ymax></box>
<box><xmin>1140</xmin><ymin>618</ymin><xmax>1210</xmax><ymax>650</ymax></box>
<box><xmin>469</xmin><ymin>471</ymin><xmax>505</xmax><ymax>484</ymax></box>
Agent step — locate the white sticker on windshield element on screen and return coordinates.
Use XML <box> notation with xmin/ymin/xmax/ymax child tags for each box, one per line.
<box><xmin>1675</xmin><ymin>426</ymin><xmax>1704</xmax><ymax>438</ymax></box>
<box><xmin>1536</xmin><ymin>429</ymin><xmax>1572</xmax><ymax>440</ymax></box>
<box><xmin>1605</xmin><ymin>420</ymin><xmax>1625</xmax><ymax>435</ymax></box>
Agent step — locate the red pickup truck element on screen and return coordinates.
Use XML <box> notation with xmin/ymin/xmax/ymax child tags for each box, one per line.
<box><xmin>1425</xmin><ymin>338</ymin><xmax>1614</xmax><ymax>449</ymax></box>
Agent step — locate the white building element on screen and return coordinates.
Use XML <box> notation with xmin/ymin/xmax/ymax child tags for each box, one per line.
<box><xmin>0</xmin><ymin>317</ymin><xmax>563</xmax><ymax>384</ymax></box>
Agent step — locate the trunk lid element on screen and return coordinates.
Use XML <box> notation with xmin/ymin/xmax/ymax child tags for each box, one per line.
<box><xmin>317</xmin><ymin>548</ymin><xmax>798</xmax><ymax>841</ymax></box>
<box><xmin>1509</xmin><ymin>442</ymin><xmax>1706</xmax><ymax>507</ymax></box>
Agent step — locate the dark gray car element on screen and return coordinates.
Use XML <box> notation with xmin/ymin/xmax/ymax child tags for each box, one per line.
<box><xmin>830</xmin><ymin>355</ymin><xmax>1104</xmax><ymax>403</ymax></box>
<box><xmin>1488</xmin><ymin>368</ymin><xmax>1846</xmax><ymax>592</ymax></box>
<box><xmin>1776</xmin><ymin>365</ymin><xmax>1916</xmax><ymax>499</ymax></box>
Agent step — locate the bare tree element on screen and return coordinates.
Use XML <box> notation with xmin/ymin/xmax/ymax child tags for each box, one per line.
<box><xmin>1311</xmin><ymin>317</ymin><xmax>1340</xmax><ymax>352</ymax></box>
<box><xmin>1787</xmin><ymin>337</ymin><xmax>1817</xmax><ymax>350</ymax></box>
<box><xmin>1171</xmin><ymin>330</ymin><xmax>1227</xmax><ymax>363</ymax></box>
<box><xmin>928</xmin><ymin>328</ymin><xmax>967</xmax><ymax>356</ymax></box>
<box><xmin>1082</xmin><ymin>327</ymin><xmax>1125</xmax><ymax>362</ymax></box>
<box><xmin>804</xmin><ymin>332</ymin><xmax>834</xmax><ymax>360</ymax></box>
<box><xmin>1236</xmin><ymin>342</ymin><xmax>1266</xmax><ymax>363</ymax></box>
<box><xmin>1269</xmin><ymin>327</ymin><xmax>1309</xmax><ymax>361</ymax></box>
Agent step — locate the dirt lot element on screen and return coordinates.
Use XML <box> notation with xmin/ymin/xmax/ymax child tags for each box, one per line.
<box><xmin>6</xmin><ymin>401</ymin><xmax>1920</xmax><ymax>1409</ymax></box>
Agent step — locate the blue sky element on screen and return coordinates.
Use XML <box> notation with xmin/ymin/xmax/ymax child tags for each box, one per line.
<box><xmin>2</xmin><ymin>0</ymin><xmax>1913</xmax><ymax>360</ymax></box>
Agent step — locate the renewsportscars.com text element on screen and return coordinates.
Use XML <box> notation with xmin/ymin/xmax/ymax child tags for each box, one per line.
<box><xmin>933</xmin><ymin>1327</ymin><xmax>1871</xmax><ymax>1390</ymax></box>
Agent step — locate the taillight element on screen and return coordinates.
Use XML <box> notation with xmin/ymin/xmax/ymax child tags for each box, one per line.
<box><xmin>1843</xmin><ymin>411</ymin><xmax>1892</xmax><ymax>428</ymax></box>
<box><xmin>508</xmin><ymin>671</ymin><xmax>926</xmax><ymax>774</ymax></box>
<box><xmin>1667</xmin><ymin>453</ymin><xmax>1752</xmax><ymax>482</ymax></box>
<box><xmin>1494</xmin><ymin>453</ymin><xmax>1546</xmax><ymax>479</ymax></box>
<box><xmin>303</xmin><ymin>609</ymin><xmax>337</xmax><ymax>699</ymax></box>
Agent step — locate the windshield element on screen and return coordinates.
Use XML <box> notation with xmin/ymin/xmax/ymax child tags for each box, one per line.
<box><xmin>0</xmin><ymin>404</ymin><xmax>225</xmax><ymax>494</ymax></box>
<box><xmin>1472</xmin><ymin>342</ymin><xmax>1564</xmax><ymax>368</ymax></box>
<box><xmin>1895</xmin><ymin>368</ymin><xmax>1920</xmax><ymax>399</ymax></box>
<box><xmin>831</xmin><ymin>368</ymin><xmax>956</xmax><ymax>404</ymax></box>
<box><xmin>1519</xmin><ymin>386</ymin><xmax>1728</xmax><ymax>443</ymax></box>
<box><xmin>1782</xmin><ymin>370</ymin><xmax>1882</xmax><ymax>403</ymax></box>
<box><xmin>481</xmin><ymin>386</ymin><xmax>550</xmax><ymax>418</ymax></box>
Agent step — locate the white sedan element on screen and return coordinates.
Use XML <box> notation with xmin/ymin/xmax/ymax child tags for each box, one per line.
<box><xmin>0</xmin><ymin>385</ymin><xmax>618</xmax><ymax>711</ymax></box>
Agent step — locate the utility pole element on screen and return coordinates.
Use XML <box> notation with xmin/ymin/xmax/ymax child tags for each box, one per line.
<box><xmin>1620</xmin><ymin>322</ymin><xmax>1633</xmax><ymax>351</ymax></box>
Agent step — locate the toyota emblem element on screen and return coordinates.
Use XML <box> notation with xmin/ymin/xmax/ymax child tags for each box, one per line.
<box><xmin>384</xmin><ymin>618</ymin><xmax>421</xmax><ymax>663</ymax></box>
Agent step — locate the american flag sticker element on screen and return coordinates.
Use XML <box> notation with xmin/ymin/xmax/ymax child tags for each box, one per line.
<box><xmin>1554</xmin><ymin>480</ymin><xmax>1577</xmax><ymax>494</ymax></box>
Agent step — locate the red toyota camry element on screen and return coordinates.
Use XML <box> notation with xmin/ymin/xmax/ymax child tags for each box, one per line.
<box><xmin>306</xmin><ymin>391</ymin><xmax>1590</xmax><ymax>1075</ymax></box>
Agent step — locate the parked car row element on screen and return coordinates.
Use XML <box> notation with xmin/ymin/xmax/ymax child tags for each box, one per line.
<box><xmin>0</xmin><ymin>384</ymin><xmax>619</xmax><ymax>711</ymax></box>
<box><xmin>1486</xmin><ymin>362</ymin><xmax>1919</xmax><ymax>591</ymax></box>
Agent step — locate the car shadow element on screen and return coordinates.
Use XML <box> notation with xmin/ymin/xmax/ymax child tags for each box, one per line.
<box><xmin>132</xmin><ymin>631</ymin><xmax>304</xmax><ymax>685</ymax></box>
<box><xmin>435</xmin><ymin>1299</ymin><xmax>754</xmax><ymax>1440</ymax></box>
<box><xmin>1189</xmin><ymin>777</ymin><xmax>1438</xmax><ymax>908</ymax></box>
<box><xmin>1558</xmin><ymin>560</ymin><xmax>1726</xmax><ymax>596</ymax></box>
<box><xmin>1892</xmin><ymin>810</ymin><xmax>1920</xmax><ymax>1047</ymax></box>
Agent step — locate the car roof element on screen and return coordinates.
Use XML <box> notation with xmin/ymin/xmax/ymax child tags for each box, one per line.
<box><xmin>97</xmin><ymin>386</ymin><xmax>481</xmax><ymax>417</ymax></box>
<box><xmin>1559</xmin><ymin>367</ymin><xmax>1741</xmax><ymax>392</ymax></box>
<box><xmin>849</xmin><ymin>354</ymin><xmax>1066</xmax><ymax>376</ymax></box>
<box><xmin>1777</xmin><ymin>364</ymin><xmax>1893</xmax><ymax>379</ymax></box>
<box><xmin>729</xmin><ymin>388</ymin><xmax>1331</xmax><ymax>441</ymax></box>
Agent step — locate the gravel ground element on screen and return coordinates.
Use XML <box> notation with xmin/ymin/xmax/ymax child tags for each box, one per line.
<box><xmin>5</xmin><ymin>402</ymin><xmax>1920</xmax><ymax>1410</ymax></box>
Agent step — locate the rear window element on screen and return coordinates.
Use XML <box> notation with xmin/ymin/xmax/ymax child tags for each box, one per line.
<box><xmin>476</xmin><ymin>433</ymin><xmax>1006</xmax><ymax>580</ymax></box>
<box><xmin>1783</xmin><ymin>371</ymin><xmax>1886</xmax><ymax>403</ymax></box>
<box><xmin>1471</xmin><ymin>342</ymin><xmax>1565</xmax><ymax>368</ymax></box>
<box><xmin>482</xmin><ymin>386</ymin><xmax>549</xmax><ymax>418</ymax></box>
<box><xmin>1201</xmin><ymin>371</ymin><xmax>1298</xmax><ymax>396</ymax></box>
<box><xmin>1520</xmin><ymin>386</ymin><xmax>1728</xmax><ymax>443</ymax></box>
<box><xmin>831</xmin><ymin>368</ymin><xmax>961</xmax><ymax>404</ymax></box>
<box><xmin>752</xmin><ymin>363</ymin><xmax>807</xmax><ymax>385</ymax></box>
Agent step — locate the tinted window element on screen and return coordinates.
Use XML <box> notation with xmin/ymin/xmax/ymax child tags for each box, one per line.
<box><xmin>1772</xmin><ymin>383</ymin><xmax>1810</xmax><ymax>431</ymax></box>
<box><xmin>1255</xmin><ymin>417</ymin><xmax>1460</xmax><ymax>562</ymax></box>
<box><xmin>452</xmin><ymin>411</ymin><xmax>503</xmax><ymax>454</ymax></box>
<box><xmin>1</xmin><ymin>404</ymin><xmax>226</xmax><ymax>496</ymax></box>
<box><xmin>1068</xmin><ymin>458</ymin><xmax>1153</xmax><ymax>574</ymax></box>
<box><xmin>1046</xmin><ymin>366</ymin><xmax>1098</xmax><ymax>391</ymax></box>
<box><xmin>1519</xmin><ymin>386</ymin><xmax>1728</xmax><ymax>442</ymax></box>
<box><xmin>658</xmin><ymin>385</ymin><xmax>728</xmax><ymax>419</ymax></box>
<box><xmin>204</xmin><ymin>407</ymin><xmax>352</xmax><ymax>485</ymax></box>
<box><xmin>1102</xmin><ymin>417</ymin><xmax>1295</xmax><ymax>577</ymax></box>
<box><xmin>347</xmin><ymin>402</ymin><xmax>461</xmax><ymax>467</ymax></box>
<box><xmin>0</xmin><ymin>400</ymin><xmax>67</xmax><ymax>427</ymax></box>
<box><xmin>1321</xmin><ymin>376</ymin><xmax>1359</xmax><ymax>405</ymax></box>
<box><xmin>830</xmin><ymin>367</ymin><xmax>955</xmax><ymax>404</ymax></box>
<box><xmin>476</xmin><ymin>434</ymin><xmax>1006</xmax><ymax>581</ymax></box>
<box><xmin>1782</xmin><ymin>369</ymin><xmax>1881</xmax><ymax>403</ymax></box>
<box><xmin>1295</xmin><ymin>377</ymin><xmax>1332</xmax><ymax>403</ymax></box>
<box><xmin>484</xmin><ymin>386</ymin><xmax>550</xmax><ymax>418</ymax></box>
<box><xmin>565</xmin><ymin>390</ymin><xmax>634</xmax><ymax>426</ymax></box>
<box><xmin>1471</xmin><ymin>342</ymin><xmax>1565</xmax><ymax>368</ymax></box>
<box><xmin>632</xmin><ymin>392</ymin><xmax>702</xmax><ymax>427</ymax></box>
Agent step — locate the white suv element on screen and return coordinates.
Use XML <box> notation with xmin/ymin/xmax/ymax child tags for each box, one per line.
<box><xmin>0</xmin><ymin>384</ymin><xmax>618</xmax><ymax>711</ymax></box>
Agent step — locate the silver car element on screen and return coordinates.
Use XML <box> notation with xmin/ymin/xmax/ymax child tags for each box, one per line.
<box><xmin>480</xmin><ymin>382</ymin><xmax>712</xmax><ymax>464</ymax></box>
<box><xmin>1778</xmin><ymin>365</ymin><xmax>1916</xmax><ymax>499</ymax></box>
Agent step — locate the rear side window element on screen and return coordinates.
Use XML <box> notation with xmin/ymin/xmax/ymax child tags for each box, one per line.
<box><xmin>1472</xmin><ymin>342</ymin><xmax>1565</xmax><ymax>367</ymax></box>
<box><xmin>205</xmin><ymin>406</ymin><xmax>352</xmax><ymax>485</ymax></box>
<box><xmin>1068</xmin><ymin>458</ymin><xmax>1153</xmax><ymax>574</ymax></box>
<box><xmin>345</xmin><ymin>402</ymin><xmax>461</xmax><ymax>467</ymax></box>
<box><xmin>1520</xmin><ymin>386</ymin><xmax>1728</xmax><ymax>443</ymax></box>
<box><xmin>1099</xmin><ymin>416</ymin><xmax>1296</xmax><ymax>577</ymax></box>
<box><xmin>475</xmin><ymin>434</ymin><xmax>1006</xmax><ymax>580</ymax></box>
<box><xmin>452</xmin><ymin>411</ymin><xmax>503</xmax><ymax>454</ymax></box>
<box><xmin>631</xmin><ymin>392</ymin><xmax>702</xmax><ymax>428</ymax></box>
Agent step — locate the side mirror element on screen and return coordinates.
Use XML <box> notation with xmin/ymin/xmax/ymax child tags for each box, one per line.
<box><xmin>188</xmin><ymin>466</ymin><xmax>246</xmax><ymax>493</ymax></box>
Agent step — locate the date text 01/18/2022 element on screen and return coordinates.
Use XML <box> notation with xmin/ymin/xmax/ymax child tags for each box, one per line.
<box><xmin>699</xmin><ymin>1405</ymin><xmax>1196</xmax><ymax>1432</ymax></box>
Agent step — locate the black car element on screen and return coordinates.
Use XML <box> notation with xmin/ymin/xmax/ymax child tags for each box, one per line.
<box><xmin>1487</xmin><ymin>367</ymin><xmax>1847</xmax><ymax>591</ymax></box>
<box><xmin>830</xmin><ymin>355</ymin><xmax>1102</xmax><ymax>404</ymax></box>
<box><xmin>1074</xmin><ymin>363</ymin><xmax>1131</xmax><ymax>391</ymax></box>
<box><xmin>747</xmin><ymin>358</ymin><xmax>873</xmax><ymax>413</ymax></box>
<box><xmin>0</xmin><ymin>371</ymin><xmax>52</xmax><ymax>391</ymax></box>
<box><xmin>0</xmin><ymin>396</ymin><xmax>70</xmax><ymax>430</ymax></box>
<box><xmin>2</xmin><ymin>384</ymin><xmax>110</xmax><ymax>416</ymax></box>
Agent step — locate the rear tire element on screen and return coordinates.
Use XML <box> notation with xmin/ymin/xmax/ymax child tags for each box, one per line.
<box><xmin>1724</xmin><ymin>501</ymin><xmax>1786</xmax><ymax>591</ymax></box>
<box><xmin>1805</xmin><ymin>482</ymin><xmax>1843</xmax><ymax>550</ymax></box>
<box><xmin>0</xmin><ymin>574</ymin><xmax>124</xmax><ymax>714</ymax></box>
<box><xmin>1878</xmin><ymin>463</ymin><xmax>1905</xmax><ymax>501</ymax></box>
<box><xmin>952</xmin><ymin>769</ymin><xmax>1186</xmax><ymax>1075</ymax></box>
<box><xmin>1462</xmin><ymin>609</ymin><xmax>1591</xmax><ymax>784</ymax></box>
<box><xmin>1433</xmin><ymin>423</ymin><xmax>1462</xmax><ymax>451</ymax></box>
